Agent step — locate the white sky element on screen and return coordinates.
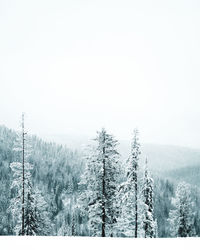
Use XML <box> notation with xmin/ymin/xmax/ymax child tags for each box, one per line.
<box><xmin>0</xmin><ymin>0</ymin><xmax>200</xmax><ymax>148</ymax></box>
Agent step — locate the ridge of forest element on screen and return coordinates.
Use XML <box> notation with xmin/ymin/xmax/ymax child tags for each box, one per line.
<box><xmin>41</xmin><ymin>133</ymin><xmax>200</xmax><ymax>173</ymax></box>
<box><xmin>0</xmin><ymin>124</ymin><xmax>200</xmax><ymax>237</ymax></box>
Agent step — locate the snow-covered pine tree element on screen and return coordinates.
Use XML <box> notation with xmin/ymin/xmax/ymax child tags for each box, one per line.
<box><xmin>168</xmin><ymin>182</ymin><xmax>195</xmax><ymax>237</ymax></box>
<box><xmin>97</xmin><ymin>129</ymin><xmax>120</xmax><ymax>237</ymax></box>
<box><xmin>9</xmin><ymin>113</ymin><xmax>43</xmax><ymax>236</ymax></box>
<box><xmin>143</xmin><ymin>158</ymin><xmax>156</xmax><ymax>238</ymax></box>
<box><xmin>9</xmin><ymin>113</ymin><xmax>34</xmax><ymax>235</ymax></box>
<box><xmin>10</xmin><ymin>161</ymin><xmax>32</xmax><ymax>235</ymax></box>
<box><xmin>116</xmin><ymin>129</ymin><xmax>141</xmax><ymax>237</ymax></box>
<box><xmin>78</xmin><ymin>145</ymin><xmax>102</xmax><ymax>236</ymax></box>
<box><xmin>116</xmin><ymin>181</ymin><xmax>134</xmax><ymax>237</ymax></box>
<box><xmin>130</xmin><ymin>129</ymin><xmax>141</xmax><ymax>238</ymax></box>
<box><xmin>79</xmin><ymin>128</ymin><xmax>120</xmax><ymax>237</ymax></box>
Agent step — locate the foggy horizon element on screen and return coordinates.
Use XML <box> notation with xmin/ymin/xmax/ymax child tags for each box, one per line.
<box><xmin>1</xmin><ymin>0</ymin><xmax>200</xmax><ymax>148</ymax></box>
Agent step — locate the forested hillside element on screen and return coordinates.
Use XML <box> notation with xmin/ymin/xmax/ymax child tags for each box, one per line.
<box><xmin>0</xmin><ymin>125</ymin><xmax>84</xmax><ymax>235</ymax></box>
<box><xmin>163</xmin><ymin>166</ymin><xmax>200</xmax><ymax>187</ymax></box>
<box><xmin>41</xmin><ymin>134</ymin><xmax>200</xmax><ymax>173</ymax></box>
<box><xmin>0</xmin><ymin>125</ymin><xmax>200</xmax><ymax>237</ymax></box>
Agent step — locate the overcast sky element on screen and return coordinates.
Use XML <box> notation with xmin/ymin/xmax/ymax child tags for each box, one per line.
<box><xmin>0</xmin><ymin>0</ymin><xmax>200</xmax><ymax>148</ymax></box>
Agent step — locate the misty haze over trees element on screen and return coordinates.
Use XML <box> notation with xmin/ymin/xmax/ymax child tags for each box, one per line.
<box><xmin>0</xmin><ymin>115</ymin><xmax>200</xmax><ymax>237</ymax></box>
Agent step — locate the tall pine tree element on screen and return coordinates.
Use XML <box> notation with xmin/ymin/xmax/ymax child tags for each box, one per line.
<box><xmin>79</xmin><ymin>128</ymin><xmax>120</xmax><ymax>237</ymax></box>
<box><xmin>9</xmin><ymin>113</ymin><xmax>34</xmax><ymax>235</ymax></box>
<box><xmin>130</xmin><ymin>129</ymin><xmax>140</xmax><ymax>237</ymax></box>
<box><xmin>9</xmin><ymin>114</ymin><xmax>50</xmax><ymax>235</ymax></box>
<box><xmin>117</xmin><ymin>129</ymin><xmax>141</xmax><ymax>237</ymax></box>
<box><xmin>142</xmin><ymin>158</ymin><xmax>156</xmax><ymax>238</ymax></box>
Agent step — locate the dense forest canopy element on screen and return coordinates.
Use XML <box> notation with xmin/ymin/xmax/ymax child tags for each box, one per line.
<box><xmin>0</xmin><ymin>124</ymin><xmax>200</xmax><ymax>237</ymax></box>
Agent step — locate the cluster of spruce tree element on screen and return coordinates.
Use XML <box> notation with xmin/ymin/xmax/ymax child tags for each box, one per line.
<box><xmin>78</xmin><ymin>128</ymin><xmax>157</xmax><ymax>237</ymax></box>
